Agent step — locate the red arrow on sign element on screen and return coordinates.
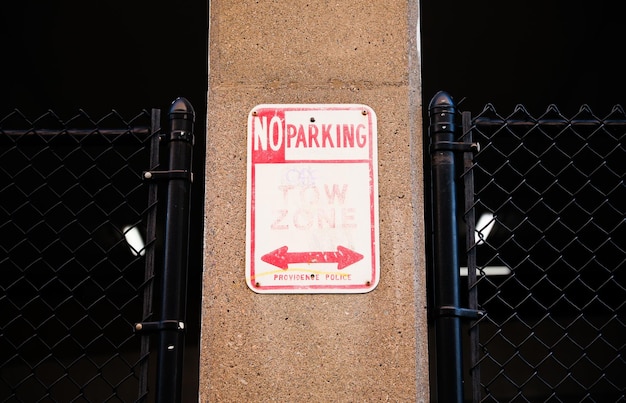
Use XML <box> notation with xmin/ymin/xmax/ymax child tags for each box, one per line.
<box><xmin>261</xmin><ymin>245</ymin><xmax>364</xmax><ymax>270</ymax></box>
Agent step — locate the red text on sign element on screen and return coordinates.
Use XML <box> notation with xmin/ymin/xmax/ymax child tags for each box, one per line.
<box><xmin>253</xmin><ymin>116</ymin><xmax>367</xmax><ymax>151</ymax></box>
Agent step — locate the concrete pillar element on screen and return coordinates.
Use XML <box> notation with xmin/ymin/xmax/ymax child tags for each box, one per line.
<box><xmin>201</xmin><ymin>1</ymin><xmax>428</xmax><ymax>401</ymax></box>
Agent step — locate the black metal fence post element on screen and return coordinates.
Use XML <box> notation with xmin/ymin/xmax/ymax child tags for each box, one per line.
<box><xmin>155</xmin><ymin>97</ymin><xmax>195</xmax><ymax>402</ymax></box>
<box><xmin>428</xmin><ymin>91</ymin><xmax>464</xmax><ymax>402</ymax></box>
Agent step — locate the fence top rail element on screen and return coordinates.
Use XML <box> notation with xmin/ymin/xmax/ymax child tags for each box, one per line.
<box><xmin>473</xmin><ymin>117</ymin><xmax>626</xmax><ymax>127</ymax></box>
<box><xmin>469</xmin><ymin>102</ymin><xmax>626</xmax><ymax>128</ymax></box>
<box><xmin>0</xmin><ymin>127</ymin><xmax>151</xmax><ymax>136</ymax></box>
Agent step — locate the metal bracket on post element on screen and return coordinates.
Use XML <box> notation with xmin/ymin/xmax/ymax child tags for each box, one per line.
<box><xmin>437</xmin><ymin>306</ymin><xmax>485</xmax><ymax>320</ymax></box>
<box><xmin>161</xmin><ymin>130</ymin><xmax>194</xmax><ymax>144</ymax></box>
<box><xmin>142</xmin><ymin>169</ymin><xmax>193</xmax><ymax>182</ymax></box>
<box><xmin>431</xmin><ymin>141</ymin><xmax>480</xmax><ymax>154</ymax></box>
<box><xmin>134</xmin><ymin>320</ymin><xmax>186</xmax><ymax>334</ymax></box>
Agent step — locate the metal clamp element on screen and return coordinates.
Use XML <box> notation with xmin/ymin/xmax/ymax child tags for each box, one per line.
<box><xmin>431</xmin><ymin>141</ymin><xmax>480</xmax><ymax>153</ymax></box>
<box><xmin>134</xmin><ymin>320</ymin><xmax>186</xmax><ymax>334</ymax></box>
<box><xmin>161</xmin><ymin>130</ymin><xmax>194</xmax><ymax>143</ymax></box>
<box><xmin>142</xmin><ymin>169</ymin><xmax>193</xmax><ymax>182</ymax></box>
<box><xmin>437</xmin><ymin>306</ymin><xmax>485</xmax><ymax>320</ymax></box>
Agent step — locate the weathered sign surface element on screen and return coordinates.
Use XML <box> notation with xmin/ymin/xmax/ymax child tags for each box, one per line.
<box><xmin>246</xmin><ymin>104</ymin><xmax>379</xmax><ymax>293</ymax></box>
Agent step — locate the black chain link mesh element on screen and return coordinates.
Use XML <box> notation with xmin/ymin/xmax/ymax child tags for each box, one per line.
<box><xmin>464</xmin><ymin>104</ymin><xmax>625</xmax><ymax>401</ymax></box>
<box><xmin>0</xmin><ymin>109</ymin><xmax>158</xmax><ymax>402</ymax></box>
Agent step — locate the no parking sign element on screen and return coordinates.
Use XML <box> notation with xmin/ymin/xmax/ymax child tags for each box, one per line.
<box><xmin>245</xmin><ymin>104</ymin><xmax>379</xmax><ymax>293</ymax></box>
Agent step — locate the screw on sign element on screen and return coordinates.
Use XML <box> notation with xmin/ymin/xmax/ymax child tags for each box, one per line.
<box><xmin>245</xmin><ymin>104</ymin><xmax>380</xmax><ymax>294</ymax></box>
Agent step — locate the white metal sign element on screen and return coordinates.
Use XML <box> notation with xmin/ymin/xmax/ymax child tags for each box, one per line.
<box><xmin>246</xmin><ymin>104</ymin><xmax>379</xmax><ymax>293</ymax></box>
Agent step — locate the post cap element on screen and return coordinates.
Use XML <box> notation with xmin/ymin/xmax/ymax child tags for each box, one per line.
<box><xmin>169</xmin><ymin>97</ymin><xmax>195</xmax><ymax>122</ymax></box>
<box><xmin>428</xmin><ymin>91</ymin><xmax>455</xmax><ymax>113</ymax></box>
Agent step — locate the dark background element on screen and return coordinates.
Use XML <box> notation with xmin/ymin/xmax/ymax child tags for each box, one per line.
<box><xmin>1</xmin><ymin>1</ymin><xmax>207</xmax><ymax>118</ymax></box>
<box><xmin>2</xmin><ymin>0</ymin><xmax>625</xmax><ymax>400</ymax></box>
<box><xmin>421</xmin><ymin>0</ymin><xmax>626</xmax><ymax>116</ymax></box>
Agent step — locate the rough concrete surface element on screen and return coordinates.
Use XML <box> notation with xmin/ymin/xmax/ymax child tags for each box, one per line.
<box><xmin>201</xmin><ymin>1</ymin><xmax>428</xmax><ymax>401</ymax></box>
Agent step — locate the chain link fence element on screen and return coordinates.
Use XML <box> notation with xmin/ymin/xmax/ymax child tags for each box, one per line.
<box><xmin>463</xmin><ymin>104</ymin><xmax>625</xmax><ymax>401</ymax></box>
<box><xmin>0</xmin><ymin>109</ymin><xmax>160</xmax><ymax>402</ymax></box>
